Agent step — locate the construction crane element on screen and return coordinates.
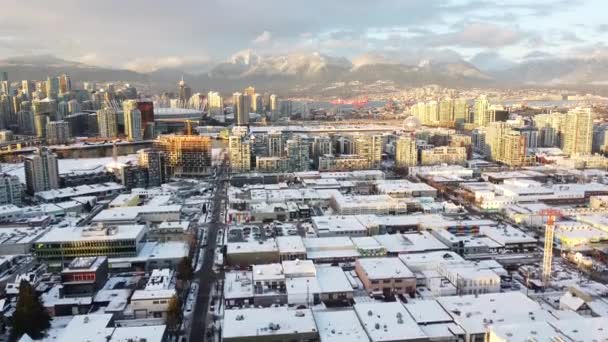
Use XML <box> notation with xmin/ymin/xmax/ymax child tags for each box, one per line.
<box><xmin>539</xmin><ymin>208</ymin><xmax>562</xmax><ymax>288</ymax></box>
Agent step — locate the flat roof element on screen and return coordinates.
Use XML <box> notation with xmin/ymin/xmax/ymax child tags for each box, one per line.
<box><xmin>227</xmin><ymin>238</ymin><xmax>279</xmax><ymax>254</ymax></box>
<box><xmin>35</xmin><ymin>182</ymin><xmax>124</xmax><ymax>201</ymax></box>
<box><xmin>357</xmin><ymin>257</ymin><xmax>414</xmax><ymax>279</ymax></box>
<box><xmin>312</xmin><ymin>216</ymin><xmax>368</xmax><ymax>235</ymax></box>
<box><xmin>373</xmin><ymin>232</ymin><xmax>448</xmax><ymax>254</ymax></box>
<box><xmin>354</xmin><ymin>302</ymin><xmax>426</xmax><ymax>342</ymax></box>
<box><xmin>437</xmin><ymin>292</ymin><xmax>549</xmax><ymax>336</ymax></box>
<box><xmin>404</xmin><ymin>300</ymin><xmax>454</xmax><ymax>324</ymax></box>
<box><xmin>36</xmin><ymin>224</ymin><xmax>145</xmax><ymax>243</ymax></box>
<box><xmin>92</xmin><ymin>205</ymin><xmax>182</xmax><ymax>222</ymax></box>
<box><xmin>313</xmin><ymin>310</ymin><xmax>369</xmax><ymax>342</ymax></box>
<box><xmin>276</xmin><ymin>236</ymin><xmax>306</xmax><ymax>254</ymax></box>
<box><xmin>282</xmin><ymin>259</ymin><xmax>316</xmax><ymax>277</ymax></box>
<box><xmin>224</xmin><ymin>271</ymin><xmax>253</xmax><ymax>300</ymax></box>
<box><xmin>223</xmin><ymin>307</ymin><xmax>318</xmax><ymax>339</ymax></box>
<box><xmin>109</xmin><ymin>241</ymin><xmax>188</xmax><ymax>264</ymax></box>
<box><xmin>479</xmin><ymin>226</ymin><xmax>536</xmax><ymax>245</ymax></box>
<box><xmin>316</xmin><ymin>266</ymin><xmax>354</xmax><ymax>294</ymax></box>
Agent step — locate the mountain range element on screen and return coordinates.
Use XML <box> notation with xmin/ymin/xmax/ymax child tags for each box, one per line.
<box><xmin>2</xmin><ymin>51</ymin><xmax>608</xmax><ymax>95</ymax></box>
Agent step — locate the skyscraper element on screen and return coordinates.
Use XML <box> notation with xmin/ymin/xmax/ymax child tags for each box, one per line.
<box><xmin>0</xmin><ymin>174</ymin><xmax>23</xmax><ymax>205</ymax></box>
<box><xmin>563</xmin><ymin>107</ymin><xmax>593</xmax><ymax>156</ymax></box>
<box><xmin>453</xmin><ymin>98</ymin><xmax>469</xmax><ymax>124</ymax></box>
<box><xmin>501</xmin><ymin>132</ymin><xmax>527</xmax><ymax>167</ymax></box>
<box><xmin>97</xmin><ymin>107</ymin><xmax>119</xmax><ymax>139</ymax></box>
<box><xmin>244</xmin><ymin>86</ymin><xmax>255</xmax><ymax>96</ymax></box>
<box><xmin>136</xmin><ymin>100</ymin><xmax>155</xmax><ymax>140</ymax></box>
<box><xmin>24</xmin><ymin>147</ymin><xmax>59</xmax><ymax>194</ymax></box>
<box><xmin>269</xmin><ymin>94</ymin><xmax>279</xmax><ymax>112</ymax></box>
<box><xmin>439</xmin><ymin>98</ymin><xmax>454</xmax><ymax>125</ymax></box>
<box><xmin>207</xmin><ymin>91</ymin><xmax>224</xmax><ymax>116</ymax></box>
<box><xmin>45</xmin><ymin>76</ymin><xmax>59</xmax><ymax>99</ymax></box>
<box><xmin>124</xmin><ymin>100</ymin><xmax>143</xmax><ymax>141</ymax></box>
<box><xmin>21</xmin><ymin>80</ymin><xmax>33</xmax><ymax>98</ymax></box>
<box><xmin>0</xmin><ymin>72</ymin><xmax>9</xmax><ymax>95</ymax></box>
<box><xmin>138</xmin><ymin>148</ymin><xmax>166</xmax><ymax>187</ymax></box>
<box><xmin>58</xmin><ymin>74</ymin><xmax>71</xmax><ymax>94</ymax></box>
<box><xmin>233</xmin><ymin>92</ymin><xmax>250</xmax><ymax>126</ymax></box>
<box><xmin>267</xmin><ymin>131</ymin><xmax>284</xmax><ymax>157</ymax></box>
<box><xmin>46</xmin><ymin>121</ymin><xmax>71</xmax><ymax>145</ymax></box>
<box><xmin>485</xmin><ymin>122</ymin><xmax>510</xmax><ymax>161</ymax></box>
<box><xmin>395</xmin><ymin>135</ymin><xmax>418</xmax><ymax>168</ymax></box>
<box><xmin>178</xmin><ymin>77</ymin><xmax>192</xmax><ymax>106</ymax></box>
<box><xmin>355</xmin><ymin>134</ymin><xmax>383</xmax><ymax>168</ymax></box>
<box><xmin>474</xmin><ymin>95</ymin><xmax>490</xmax><ymax>127</ymax></box>
<box><xmin>286</xmin><ymin>137</ymin><xmax>309</xmax><ymax>172</ymax></box>
<box><xmin>229</xmin><ymin>135</ymin><xmax>252</xmax><ymax>173</ymax></box>
<box><xmin>251</xmin><ymin>93</ymin><xmax>263</xmax><ymax>113</ymax></box>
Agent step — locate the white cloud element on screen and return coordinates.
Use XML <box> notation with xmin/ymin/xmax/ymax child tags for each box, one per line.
<box><xmin>123</xmin><ymin>56</ymin><xmax>212</xmax><ymax>73</ymax></box>
<box><xmin>252</xmin><ymin>31</ymin><xmax>272</xmax><ymax>45</ymax></box>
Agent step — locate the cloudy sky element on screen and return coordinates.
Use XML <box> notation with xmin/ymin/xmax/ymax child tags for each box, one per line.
<box><xmin>0</xmin><ymin>0</ymin><xmax>606</xmax><ymax>72</ymax></box>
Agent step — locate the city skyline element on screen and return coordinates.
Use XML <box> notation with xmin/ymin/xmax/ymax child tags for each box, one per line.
<box><xmin>0</xmin><ymin>0</ymin><xmax>607</xmax><ymax>73</ymax></box>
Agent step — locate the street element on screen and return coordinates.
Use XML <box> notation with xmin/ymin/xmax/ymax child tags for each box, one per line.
<box><xmin>188</xmin><ymin>163</ymin><xmax>228</xmax><ymax>342</ymax></box>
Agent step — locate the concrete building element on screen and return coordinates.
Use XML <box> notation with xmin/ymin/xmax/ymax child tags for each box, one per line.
<box><xmin>123</xmin><ymin>99</ymin><xmax>143</xmax><ymax>141</ymax></box>
<box><xmin>96</xmin><ymin>107</ymin><xmax>118</xmax><ymax>139</ymax></box>
<box><xmin>420</xmin><ymin>146</ymin><xmax>467</xmax><ymax>166</ymax></box>
<box><xmin>24</xmin><ymin>147</ymin><xmax>59</xmax><ymax>194</ymax></box>
<box><xmin>395</xmin><ymin>135</ymin><xmax>418</xmax><ymax>168</ymax></box>
<box><xmin>355</xmin><ymin>257</ymin><xmax>416</xmax><ymax>297</ymax></box>
<box><xmin>46</xmin><ymin>120</ymin><xmax>70</xmax><ymax>145</ymax></box>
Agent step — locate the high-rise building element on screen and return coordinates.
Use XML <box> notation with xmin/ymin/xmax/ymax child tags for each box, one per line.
<box><xmin>138</xmin><ymin>148</ymin><xmax>166</xmax><ymax>187</ymax></box>
<box><xmin>0</xmin><ymin>72</ymin><xmax>9</xmax><ymax>95</ymax></box>
<box><xmin>267</xmin><ymin>131</ymin><xmax>284</xmax><ymax>157</ymax></box>
<box><xmin>21</xmin><ymin>80</ymin><xmax>33</xmax><ymax>98</ymax></box>
<box><xmin>563</xmin><ymin>107</ymin><xmax>593</xmax><ymax>156</ymax></box>
<box><xmin>97</xmin><ymin>107</ymin><xmax>119</xmax><ymax>139</ymax></box>
<box><xmin>395</xmin><ymin>135</ymin><xmax>418</xmax><ymax>168</ymax></box>
<box><xmin>24</xmin><ymin>147</ymin><xmax>59</xmax><ymax>194</ymax></box>
<box><xmin>439</xmin><ymin>98</ymin><xmax>454</xmax><ymax>126</ymax></box>
<box><xmin>244</xmin><ymin>86</ymin><xmax>255</xmax><ymax>96</ymax></box>
<box><xmin>312</xmin><ymin>136</ymin><xmax>332</xmax><ymax>161</ymax></box>
<box><xmin>123</xmin><ymin>100</ymin><xmax>143</xmax><ymax>141</ymax></box>
<box><xmin>154</xmin><ymin>135</ymin><xmax>212</xmax><ymax>176</ymax></box>
<box><xmin>207</xmin><ymin>91</ymin><xmax>224</xmax><ymax>116</ymax></box>
<box><xmin>229</xmin><ymin>135</ymin><xmax>251</xmax><ymax>173</ymax></box>
<box><xmin>269</xmin><ymin>94</ymin><xmax>279</xmax><ymax>113</ymax></box>
<box><xmin>501</xmin><ymin>132</ymin><xmax>527</xmax><ymax>167</ymax></box>
<box><xmin>426</xmin><ymin>101</ymin><xmax>439</xmax><ymax>124</ymax></box>
<box><xmin>45</xmin><ymin>76</ymin><xmax>60</xmax><ymax>99</ymax></box>
<box><xmin>67</xmin><ymin>99</ymin><xmax>81</xmax><ymax>115</ymax></box>
<box><xmin>46</xmin><ymin>121</ymin><xmax>71</xmax><ymax>145</ymax></box>
<box><xmin>136</xmin><ymin>100</ymin><xmax>155</xmax><ymax>140</ymax></box>
<box><xmin>0</xmin><ymin>174</ymin><xmax>23</xmax><ymax>205</ymax></box>
<box><xmin>178</xmin><ymin>77</ymin><xmax>192</xmax><ymax>106</ymax></box>
<box><xmin>355</xmin><ymin>134</ymin><xmax>383</xmax><ymax>168</ymax></box>
<box><xmin>251</xmin><ymin>93</ymin><xmax>263</xmax><ymax>113</ymax></box>
<box><xmin>474</xmin><ymin>95</ymin><xmax>490</xmax><ymax>126</ymax></box>
<box><xmin>453</xmin><ymin>98</ymin><xmax>469</xmax><ymax>124</ymax></box>
<box><xmin>487</xmin><ymin>105</ymin><xmax>509</xmax><ymax>124</ymax></box>
<box><xmin>0</xmin><ymin>94</ymin><xmax>11</xmax><ymax>129</ymax></box>
<box><xmin>16</xmin><ymin>110</ymin><xmax>35</xmax><ymax>135</ymax></box>
<box><xmin>57</xmin><ymin>101</ymin><xmax>69</xmax><ymax>119</ymax></box>
<box><xmin>58</xmin><ymin>74</ymin><xmax>71</xmax><ymax>94</ymax></box>
<box><xmin>485</xmin><ymin>122</ymin><xmax>510</xmax><ymax>161</ymax></box>
<box><xmin>286</xmin><ymin>138</ymin><xmax>309</xmax><ymax>172</ymax></box>
<box><xmin>233</xmin><ymin>92</ymin><xmax>250</xmax><ymax>126</ymax></box>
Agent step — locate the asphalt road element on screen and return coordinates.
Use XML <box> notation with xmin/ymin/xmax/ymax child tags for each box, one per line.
<box><xmin>188</xmin><ymin>164</ymin><xmax>227</xmax><ymax>342</ymax></box>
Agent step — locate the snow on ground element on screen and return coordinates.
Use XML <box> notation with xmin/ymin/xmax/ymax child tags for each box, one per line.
<box><xmin>2</xmin><ymin>154</ymin><xmax>138</xmax><ymax>183</ymax></box>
